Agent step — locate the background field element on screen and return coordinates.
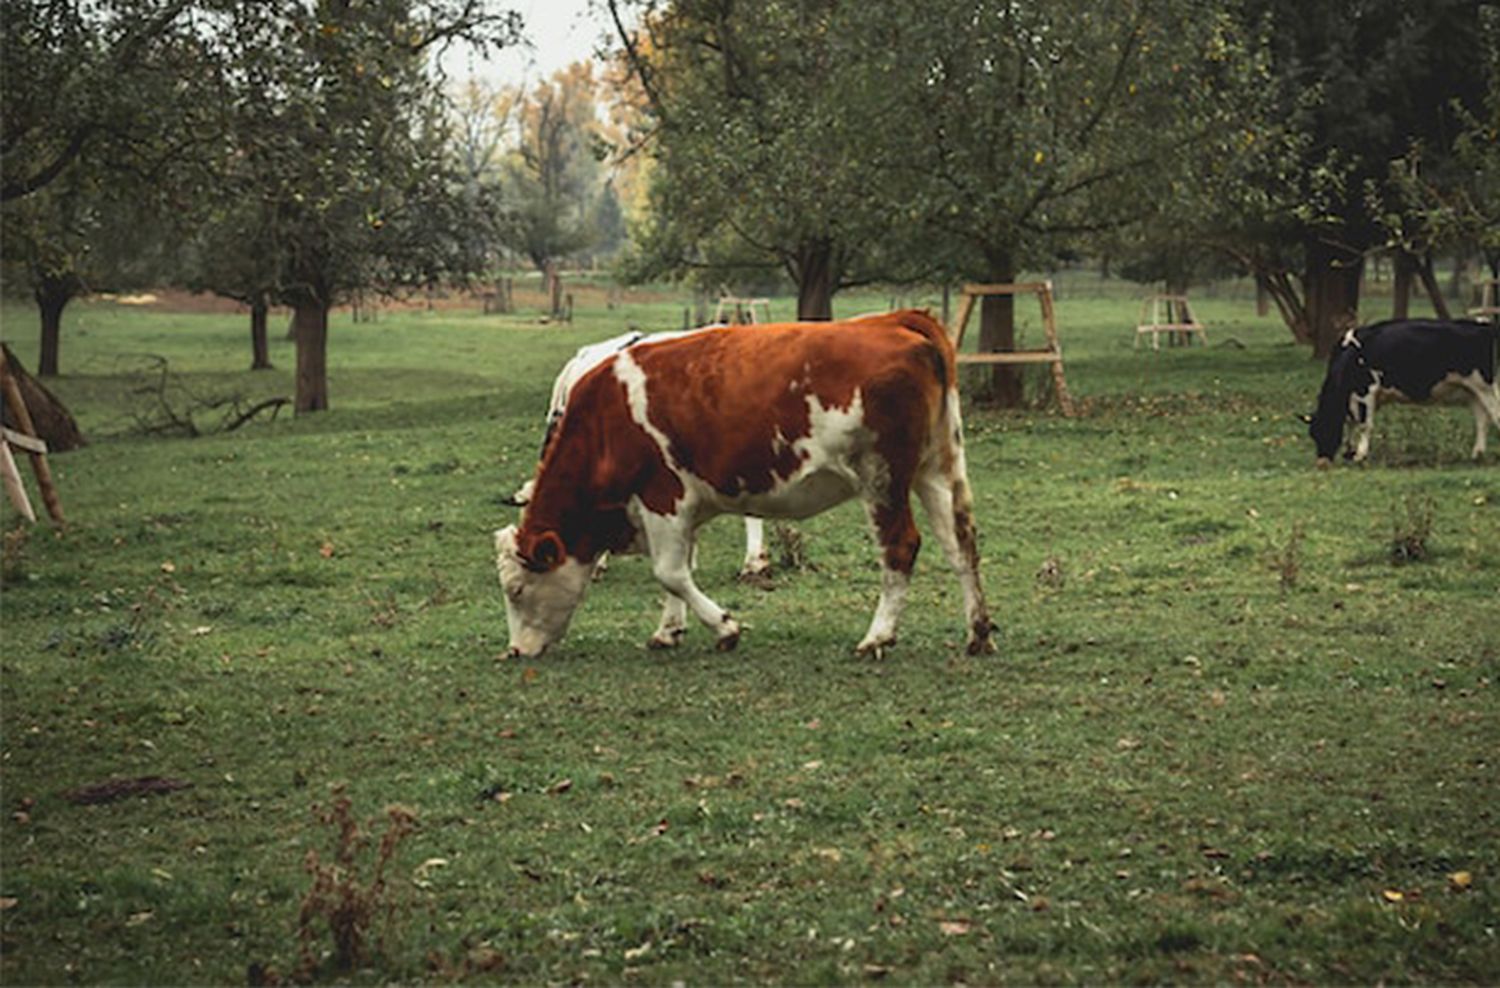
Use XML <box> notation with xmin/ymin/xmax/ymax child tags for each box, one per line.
<box><xmin>1</xmin><ymin>280</ymin><xmax>1497</xmax><ymax>984</ymax></box>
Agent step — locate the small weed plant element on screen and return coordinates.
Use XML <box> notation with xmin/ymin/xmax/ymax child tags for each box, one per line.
<box><xmin>1269</xmin><ymin>520</ymin><xmax>1305</xmax><ymax>592</ymax></box>
<box><xmin>296</xmin><ymin>791</ymin><xmax>418</xmax><ymax>978</ymax></box>
<box><xmin>1389</xmin><ymin>494</ymin><xmax>1435</xmax><ymax>564</ymax></box>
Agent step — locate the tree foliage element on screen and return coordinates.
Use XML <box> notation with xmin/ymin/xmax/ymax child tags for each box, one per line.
<box><xmin>610</xmin><ymin>0</ymin><xmax>922</xmax><ymax>318</ymax></box>
<box><xmin>1204</xmin><ymin>0</ymin><xmax>1491</xmax><ymax>354</ymax></box>
<box><xmin>496</xmin><ymin>63</ymin><xmax>615</xmax><ymax>275</ymax></box>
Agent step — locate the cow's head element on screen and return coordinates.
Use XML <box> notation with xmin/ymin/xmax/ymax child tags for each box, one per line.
<box><xmin>494</xmin><ymin>525</ymin><xmax>592</xmax><ymax>659</ymax></box>
<box><xmin>1307</xmin><ymin>341</ymin><xmax>1369</xmax><ymax>464</ymax></box>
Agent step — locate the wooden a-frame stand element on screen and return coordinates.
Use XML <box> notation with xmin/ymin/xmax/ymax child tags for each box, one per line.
<box><xmin>0</xmin><ymin>348</ymin><xmax>65</xmax><ymax>527</ymax></box>
<box><xmin>948</xmin><ymin>281</ymin><xmax>1076</xmax><ymax>417</ymax></box>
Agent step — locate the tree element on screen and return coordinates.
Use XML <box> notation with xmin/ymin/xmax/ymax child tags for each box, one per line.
<box><xmin>213</xmin><ymin>1</ymin><xmax>520</xmax><ymax>413</ymax></box>
<box><xmin>609</xmin><ymin>0</ymin><xmax>921</xmax><ymax>320</ymax></box>
<box><xmin>495</xmin><ymin>62</ymin><xmax>611</xmax><ymax>280</ymax></box>
<box><xmin>1</xmin><ymin>148</ymin><xmax>181</xmax><ymax>376</ymax></box>
<box><xmin>1370</xmin><ymin>13</ymin><xmax>1500</xmax><ymax>308</ymax></box>
<box><xmin>0</xmin><ymin>0</ymin><xmax>196</xmax><ymax>203</ymax></box>
<box><xmin>1213</xmin><ymin>0</ymin><xmax>1489</xmax><ymax>355</ymax></box>
<box><xmin>2</xmin><ymin>0</ymin><xmax>220</xmax><ymax>375</ymax></box>
<box><xmin>892</xmin><ymin>0</ymin><xmax>1267</xmax><ymax>401</ymax></box>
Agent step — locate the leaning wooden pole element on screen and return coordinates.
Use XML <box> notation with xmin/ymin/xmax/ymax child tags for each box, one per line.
<box><xmin>0</xmin><ymin>348</ymin><xmax>65</xmax><ymax>526</ymax></box>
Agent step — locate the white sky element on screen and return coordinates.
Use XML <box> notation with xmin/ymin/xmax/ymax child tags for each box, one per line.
<box><xmin>439</xmin><ymin>0</ymin><xmax>617</xmax><ymax>89</ymax></box>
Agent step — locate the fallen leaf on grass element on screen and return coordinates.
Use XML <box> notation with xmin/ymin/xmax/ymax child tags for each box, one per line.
<box><xmin>319</xmin><ymin>541</ymin><xmax>335</xmax><ymax>559</ymax></box>
<box><xmin>938</xmin><ymin>919</ymin><xmax>972</xmax><ymax>936</ymax></box>
<box><xmin>1382</xmin><ymin>889</ymin><xmax>1405</xmax><ymax>903</ymax></box>
<box><xmin>547</xmin><ymin>778</ymin><xmax>573</xmax><ymax>795</ymax></box>
<box><xmin>1448</xmin><ymin>871</ymin><xmax>1473</xmax><ymax>892</ymax></box>
<box><xmin>0</xmin><ymin>898</ymin><xmax>17</xmax><ymax>911</ymax></box>
<box><xmin>126</xmin><ymin>911</ymin><xmax>154</xmax><ymax>926</ymax></box>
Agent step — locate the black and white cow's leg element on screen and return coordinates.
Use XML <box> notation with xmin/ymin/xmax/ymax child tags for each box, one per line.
<box><xmin>915</xmin><ymin>471</ymin><xmax>996</xmax><ymax>655</ymax></box>
<box><xmin>1466</xmin><ymin>383</ymin><xmax>1500</xmax><ymax>459</ymax></box>
<box><xmin>638</xmin><ymin>511</ymin><xmax>741</xmax><ymax>651</ymax></box>
<box><xmin>1348</xmin><ymin>391</ymin><xmax>1377</xmax><ymax>462</ymax></box>
<box><xmin>856</xmin><ymin>498</ymin><xmax>920</xmax><ymax>658</ymax></box>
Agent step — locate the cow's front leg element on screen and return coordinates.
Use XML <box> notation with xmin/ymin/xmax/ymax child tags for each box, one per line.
<box><xmin>649</xmin><ymin>592</ymin><xmax>688</xmax><ymax>649</ymax></box>
<box><xmin>640</xmin><ymin>512</ymin><xmax>741</xmax><ymax>651</ymax></box>
<box><xmin>1347</xmin><ymin>394</ymin><xmax>1375</xmax><ymax>462</ymax></box>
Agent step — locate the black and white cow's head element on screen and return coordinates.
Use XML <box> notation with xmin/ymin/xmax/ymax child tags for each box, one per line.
<box><xmin>1307</xmin><ymin>333</ymin><xmax>1374</xmax><ymax>463</ymax></box>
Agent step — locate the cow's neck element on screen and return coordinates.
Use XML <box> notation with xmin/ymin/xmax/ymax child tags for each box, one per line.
<box><xmin>521</xmin><ymin>429</ymin><xmax>636</xmax><ymax>565</ymax></box>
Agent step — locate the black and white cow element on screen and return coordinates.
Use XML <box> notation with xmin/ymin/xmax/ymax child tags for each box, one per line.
<box><xmin>1307</xmin><ymin>318</ymin><xmax>1500</xmax><ymax>464</ymax></box>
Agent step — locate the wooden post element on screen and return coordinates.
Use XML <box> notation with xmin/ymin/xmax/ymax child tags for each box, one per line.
<box><xmin>0</xmin><ymin>349</ymin><xmax>64</xmax><ymax>525</ymax></box>
<box><xmin>1</xmin><ymin>439</ymin><xmax>35</xmax><ymax>523</ymax></box>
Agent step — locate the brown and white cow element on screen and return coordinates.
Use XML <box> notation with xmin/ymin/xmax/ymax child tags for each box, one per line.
<box><xmin>494</xmin><ymin>310</ymin><xmax>996</xmax><ymax>659</ymax></box>
<box><xmin>509</xmin><ymin>327</ymin><xmax>771</xmax><ymax>580</ymax></box>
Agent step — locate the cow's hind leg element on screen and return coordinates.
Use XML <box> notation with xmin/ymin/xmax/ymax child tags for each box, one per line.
<box><xmin>916</xmin><ymin>471</ymin><xmax>996</xmax><ymax>655</ymax></box>
<box><xmin>639</xmin><ymin>513</ymin><xmax>741</xmax><ymax>651</ymax></box>
<box><xmin>737</xmin><ymin>517</ymin><xmax>772</xmax><ymax>581</ymax></box>
<box><xmin>856</xmin><ymin>499</ymin><xmax>920</xmax><ymax>658</ymax></box>
<box><xmin>1467</xmin><ymin>384</ymin><xmax>1500</xmax><ymax>459</ymax></box>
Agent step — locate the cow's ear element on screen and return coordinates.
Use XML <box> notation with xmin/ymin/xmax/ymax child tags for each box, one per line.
<box><xmin>525</xmin><ymin>530</ymin><xmax>565</xmax><ymax>572</ymax></box>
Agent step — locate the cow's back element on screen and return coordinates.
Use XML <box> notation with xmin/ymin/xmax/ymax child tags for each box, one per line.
<box><xmin>1359</xmin><ymin>320</ymin><xmax>1499</xmax><ymax>397</ymax></box>
<box><xmin>618</xmin><ymin>313</ymin><xmax>952</xmax><ymax>499</ymax></box>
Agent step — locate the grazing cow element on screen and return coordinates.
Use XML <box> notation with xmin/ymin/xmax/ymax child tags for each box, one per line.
<box><xmin>494</xmin><ymin>310</ymin><xmax>996</xmax><ymax>659</ymax></box>
<box><xmin>511</xmin><ymin>328</ymin><xmax>771</xmax><ymax>580</ymax></box>
<box><xmin>1307</xmin><ymin>319</ymin><xmax>1500</xmax><ymax>464</ymax></box>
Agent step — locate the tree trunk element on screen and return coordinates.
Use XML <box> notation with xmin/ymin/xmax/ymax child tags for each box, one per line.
<box><xmin>34</xmin><ymin>278</ymin><xmax>75</xmax><ymax>378</ymax></box>
<box><xmin>1304</xmin><ymin>239</ymin><xmax>1364</xmax><ymax>359</ymax></box>
<box><xmin>793</xmin><ymin>239</ymin><xmax>835</xmax><ymax>321</ymax></box>
<box><xmin>293</xmin><ymin>300</ymin><xmax>330</xmax><ymax>414</ymax></box>
<box><xmin>1392</xmin><ymin>251</ymin><xmax>1414</xmax><ymax>319</ymax></box>
<box><xmin>250</xmin><ymin>293</ymin><xmax>273</xmax><ymax>370</ymax></box>
<box><xmin>1415</xmin><ymin>253</ymin><xmax>1452</xmax><ymax>320</ymax></box>
<box><xmin>978</xmin><ymin>250</ymin><xmax>1023</xmax><ymax>407</ymax></box>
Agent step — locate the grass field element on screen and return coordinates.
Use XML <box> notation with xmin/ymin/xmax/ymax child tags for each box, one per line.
<box><xmin>1</xmin><ymin>278</ymin><xmax>1496</xmax><ymax>984</ymax></box>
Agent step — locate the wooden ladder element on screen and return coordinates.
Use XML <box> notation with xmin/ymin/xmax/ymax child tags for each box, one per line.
<box><xmin>948</xmin><ymin>281</ymin><xmax>1076</xmax><ymax>417</ymax></box>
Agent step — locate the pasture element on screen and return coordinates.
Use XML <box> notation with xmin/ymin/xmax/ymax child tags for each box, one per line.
<box><xmin>1</xmin><ymin>280</ymin><xmax>1496</xmax><ymax>984</ymax></box>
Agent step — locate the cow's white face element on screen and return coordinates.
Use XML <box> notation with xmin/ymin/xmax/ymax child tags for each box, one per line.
<box><xmin>494</xmin><ymin>525</ymin><xmax>592</xmax><ymax>658</ymax></box>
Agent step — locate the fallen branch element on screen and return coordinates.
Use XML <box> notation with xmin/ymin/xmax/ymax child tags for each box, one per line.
<box><xmin>224</xmin><ymin>396</ymin><xmax>290</xmax><ymax>432</ymax></box>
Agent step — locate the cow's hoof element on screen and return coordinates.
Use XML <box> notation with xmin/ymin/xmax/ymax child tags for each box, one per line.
<box><xmin>714</xmin><ymin>623</ymin><xmax>741</xmax><ymax>652</ymax></box>
<box><xmin>1315</xmin><ymin>457</ymin><xmax>1332</xmax><ymax>470</ymax></box>
<box><xmin>966</xmin><ymin>619</ymin><xmax>999</xmax><ymax>656</ymax></box>
<box><xmin>855</xmin><ymin>636</ymin><xmax>894</xmax><ymax>659</ymax></box>
<box><xmin>648</xmin><ymin>628</ymin><xmax>684</xmax><ymax>650</ymax></box>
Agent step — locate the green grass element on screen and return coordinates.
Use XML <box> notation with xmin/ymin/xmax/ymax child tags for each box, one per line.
<box><xmin>1</xmin><ymin>279</ymin><xmax>1497</xmax><ymax>984</ymax></box>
